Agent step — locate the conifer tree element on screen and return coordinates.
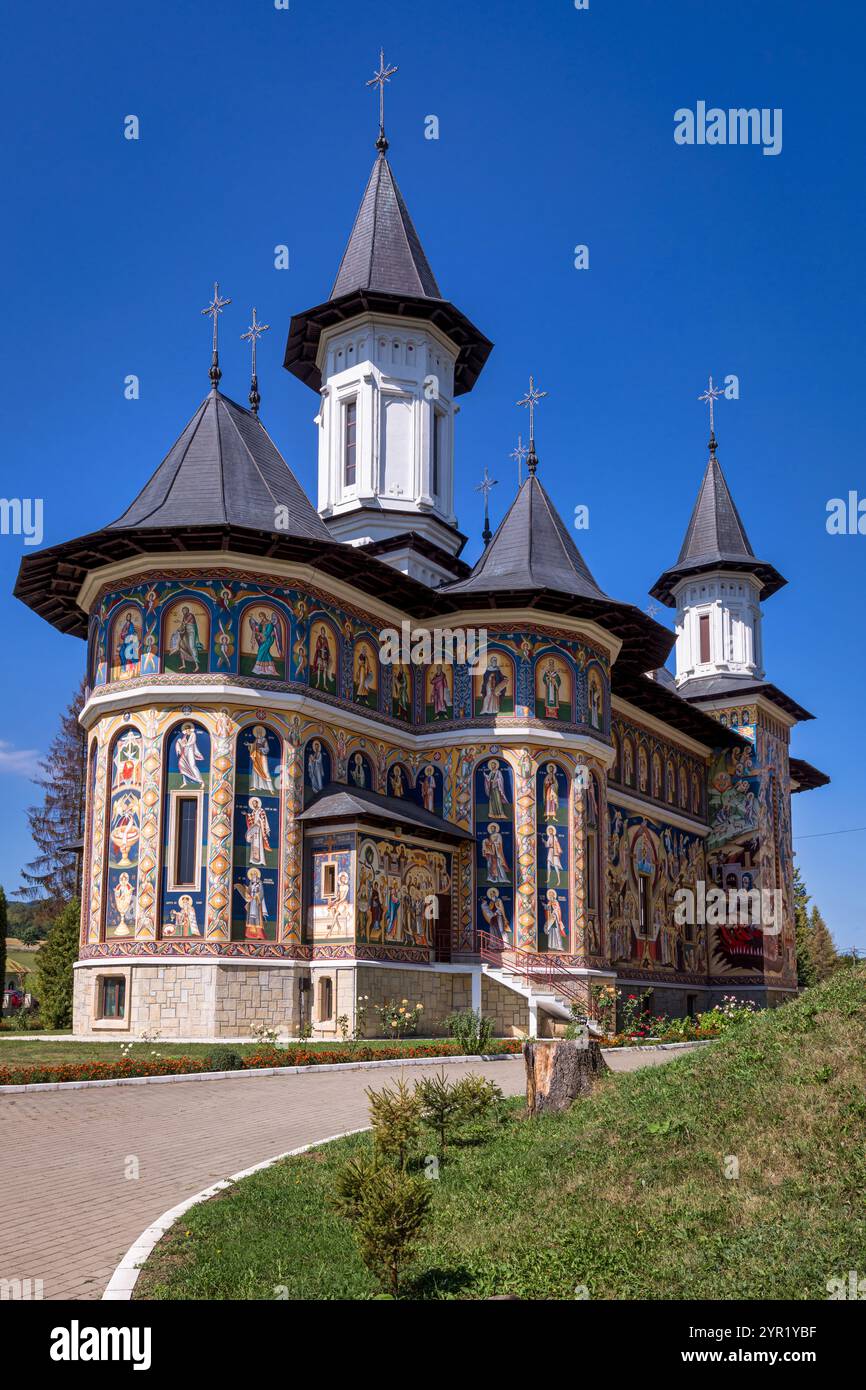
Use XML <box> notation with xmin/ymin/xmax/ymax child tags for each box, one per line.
<box><xmin>808</xmin><ymin>905</ymin><xmax>838</xmax><ymax>981</ymax></box>
<box><xmin>34</xmin><ymin>898</ymin><xmax>80</xmax><ymax>1028</ymax></box>
<box><xmin>792</xmin><ymin>865</ymin><xmax>816</xmax><ymax>988</ymax></box>
<box><xmin>18</xmin><ymin>680</ymin><xmax>87</xmax><ymax>912</ymax></box>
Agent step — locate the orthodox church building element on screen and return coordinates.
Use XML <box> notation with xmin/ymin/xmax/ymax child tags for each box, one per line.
<box><xmin>15</xmin><ymin>98</ymin><xmax>828</xmax><ymax>1040</ymax></box>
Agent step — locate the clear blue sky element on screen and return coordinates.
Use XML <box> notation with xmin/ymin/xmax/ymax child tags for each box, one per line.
<box><xmin>0</xmin><ymin>0</ymin><xmax>862</xmax><ymax>943</ymax></box>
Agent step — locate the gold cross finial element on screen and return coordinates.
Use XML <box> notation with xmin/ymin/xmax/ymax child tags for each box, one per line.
<box><xmin>201</xmin><ymin>282</ymin><xmax>232</xmax><ymax>389</ymax></box>
<box><xmin>367</xmin><ymin>47</ymin><xmax>398</xmax><ymax>151</ymax></box>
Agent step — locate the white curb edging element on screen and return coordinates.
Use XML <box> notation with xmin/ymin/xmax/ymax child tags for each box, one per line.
<box><xmin>1</xmin><ymin>1050</ymin><xmax>522</xmax><ymax>1093</ymax></box>
<box><xmin>102</xmin><ymin>1126</ymin><xmax>371</xmax><ymax>1301</ymax></box>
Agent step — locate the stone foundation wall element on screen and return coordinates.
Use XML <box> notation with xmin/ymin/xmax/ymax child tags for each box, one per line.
<box><xmin>481</xmin><ymin>975</ymin><xmax>529</xmax><ymax>1038</ymax></box>
<box><xmin>73</xmin><ymin>961</ymin><xmax>307</xmax><ymax>1039</ymax></box>
<box><xmin>354</xmin><ymin>966</ymin><xmax>473</xmax><ymax>1037</ymax></box>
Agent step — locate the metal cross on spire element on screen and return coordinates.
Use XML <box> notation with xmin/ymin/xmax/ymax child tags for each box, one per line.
<box><xmin>516</xmin><ymin>375</ymin><xmax>548</xmax><ymax>474</ymax></box>
<box><xmin>476</xmin><ymin>465</ymin><xmax>499</xmax><ymax>546</ymax></box>
<box><xmin>201</xmin><ymin>282</ymin><xmax>232</xmax><ymax>389</ymax></box>
<box><xmin>698</xmin><ymin>374</ymin><xmax>724</xmax><ymax>452</ymax></box>
<box><xmin>241</xmin><ymin>307</ymin><xmax>270</xmax><ymax>415</ymax></box>
<box><xmin>510</xmin><ymin>434</ymin><xmax>529</xmax><ymax>487</ymax></box>
<box><xmin>367</xmin><ymin>47</ymin><xmax>398</xmax><ymax>152</ymax></box>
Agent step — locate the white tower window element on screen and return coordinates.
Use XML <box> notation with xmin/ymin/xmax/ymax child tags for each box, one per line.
<box><xmin>343</xmin><ymin>399</ymin><xmax>357</xmax><ymax>489</ymax></box>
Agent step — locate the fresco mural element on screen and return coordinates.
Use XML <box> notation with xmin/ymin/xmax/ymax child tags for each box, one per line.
<box><xmin>231</xmin><ymin>725</ymin><xmax>282</xmax><ymax>941</ymax></box>
<box><xmin>474</xmin><ymin>651</ymin><xmax>514</xmax><ymax>716</ymax></box>
<box><xmin>414</xmin><ymin>761</ymin><xmax>444</xmax><ymax>817</ymax></box>
<box><xmin>104</xmin><ymin>727</ymin><xmax>142</xmax><ymax>938</ymax></box>
<box><xmin>357</xmin><ymin>836</ymin><xmax>451</xmax><ymax>948</ymax></box>
<box><xmin>475</xmin><ymin>756</ymin><xmax>515</xmax><ymax>946</ymax></box>
<box><xmin>162</xmin><ymin>598</ymin><xmax>210</xmax><ymax>674</ymax></box>
<box><xmin>534</xmin><ymin>653</ymin><xmax>573</xmax><ymax>721</ymax></box>
<box><xmin>607</xmin><ymin>803</ymin><xmax>706</xmax><ymax>974</ymax></box>
<box><xmin>109</xmin><ymin>606</ymin><xmax>142</xmax><ymax>683</ymax></box>
<box><xmin>160</xmin><ymin>721</ymin><xmax>210</xmax><ymax>936</ymax></box>
<box><xmin>425</xmin><ymin>662</ymin><xmax>453</xmax><ymax>721</ymax></box>
<box><xmin>307</xmin><ymin>837</ymin><xmax>355</xmax><ymax>943</ymax></box>
<box><xmin>304</xmin><ymin>737</ymin><xmax>333</xmax><ymax>795</ymax></box>
<box><xmin>347</xmin><ymin>748</ymin><xmax>375</xmax><ymax>790</ymax></box>
<box><xmin>239</xmin><ymin>604</ymin><xmax>286</xmax><ymax>679</ymax></box>
<box><xmin>536</xmin><ymin>761</ymin><xmax>570</xmax><ymax>952</ymax></box>
<box><xmin>310</xmin><ymin>619</ymin><xmax>338</xmax><ymax>694</ymax></box>
<box><xmin>352</xmin><ymin>638</ymin><xmax>379</xmax><ymax>709</ymax></box>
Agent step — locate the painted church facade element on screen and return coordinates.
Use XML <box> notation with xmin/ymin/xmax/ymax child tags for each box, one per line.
<box><xmin>15</xmin><ymin>124</ymin><xmax>828</xmax><ymax>1040</ymax></box>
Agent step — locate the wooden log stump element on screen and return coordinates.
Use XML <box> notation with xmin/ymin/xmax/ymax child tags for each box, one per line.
<box><xmin>524</xmin><ymin>1038</ymin><xmax>609</xmax><ymax>1115</ymax></box>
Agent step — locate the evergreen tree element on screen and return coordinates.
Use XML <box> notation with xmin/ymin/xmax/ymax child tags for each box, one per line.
<box><xmin>808</xmin><ymin>905</ymin><xmax>839</xmax><ymax>981</ymax></box>
<box><xmin>0</xmin><ymin>886</ymin><xmax>7</xmax><ymax>998</ymax></box>
<box><xmin>34</xmin><ymin>899</ymin><xmax>80</xmax><ymax>1028</ymax></box>
<box><xmin>18</xmin><ymin>680</ymin><xmax>87</xmax><ymax>911</ymax></box>
<box><xmin>792</xmin><ymin>864</ymin><xmax>816</xmax><ymax>988</ymax></box>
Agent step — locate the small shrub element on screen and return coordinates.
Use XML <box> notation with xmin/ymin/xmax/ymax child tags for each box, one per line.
<box><xmin>373</xmin><ymin>998</ymin><xmax>424</xmax><ymax>1038</ymax></box>
<box><xmin>451</xmin><ymin>1074</ymin><xmax>504</xmax><ymax>1128</ymax></box>
<box><xmin>332</xmin><ymin>1151</ymin><xmax>432</xmax><ymax>1297</ymax></box>
<box><xmin>206</xmin><ymin>1046</ymin><xmax>246</xmax><ymax>1072</ymax></box>
<box><xmin>366</xmin><ymin>1079</ymin><xmax>421</xmax><ymax>1169</ymax></box>
<box><xmin>415</xmin><ymin>1070</ymin><xmax>463</xmax><ymax>1157</ymax></box>
<box><xmin>445</xmin><ymin>1009</ymin><xmax>495</xmax><ymax>1055</ymax></box>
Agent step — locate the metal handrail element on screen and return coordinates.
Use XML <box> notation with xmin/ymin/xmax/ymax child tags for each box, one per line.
<box><xmin>478</xmin><ymin>931</ymin><xmax>590</xmax><ymax>1010</ymax></box>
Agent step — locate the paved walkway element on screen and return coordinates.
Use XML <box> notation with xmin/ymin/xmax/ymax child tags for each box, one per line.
<box><xmin>0</xmin><ymin>1047</ymin><xmax>696</xmax><ymax>1300</ymax></box>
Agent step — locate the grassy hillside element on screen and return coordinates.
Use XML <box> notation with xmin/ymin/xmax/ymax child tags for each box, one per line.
<box><xmin>136</xmin><ymin>967</ymin><xmax>866</xmax><ymax>1300</ymax></box>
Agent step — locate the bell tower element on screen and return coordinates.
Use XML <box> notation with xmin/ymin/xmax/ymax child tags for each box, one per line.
<box><xmin>283</xmin><ymin>53</ymin><xmax>492</xmax><ymax>587</ymax></box>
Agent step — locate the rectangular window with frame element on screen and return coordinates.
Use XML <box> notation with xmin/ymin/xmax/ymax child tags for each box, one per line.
<box><xmin>174</xmin><ymin>796</ymin><xmax>199</xmax><ymax>888</ymax></box>
<box><xmin>699</xmin><ymin>613</ymin><xmax>711</xmax><ymax>664</ymax></box>
<box><xmin>638</xmin><ymin>874</ymin><xmax>651</xmax><ymax>934</ymax></box>
<box><xmin>344</xmin><ymin>399</ymin><xmax>357</xmax><ymax>488</ymax></box>
<box><xmin>432</xmin><ymin>411</ymin><xmax>443</xmax><ymax>497</ymax></box>
<box><xmin>322</xmin><ymin>862</ymin><xmax>337</xmax><ymax>897</ymax></box>
<box><xmin>100</xmin><ymin>976</ymin><xmax>126</xmax><ymax>1020</ymax></box>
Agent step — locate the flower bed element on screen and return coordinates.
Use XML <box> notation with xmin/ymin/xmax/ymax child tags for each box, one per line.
<box><xmin>0</xmin><ymin>1039</ymin><xmax>523</xmax><ymax>1087</ymax></box>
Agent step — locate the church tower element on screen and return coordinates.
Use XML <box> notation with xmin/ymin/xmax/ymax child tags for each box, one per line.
<box><xmin>283</xmin><ymin>55</ymin><xmax>491</xmax><ymax>588</ymax></box>
<box><xmin>650</xmin><ymin>409</ymin><xmax>785</xmax><ymax>689</ymax></box>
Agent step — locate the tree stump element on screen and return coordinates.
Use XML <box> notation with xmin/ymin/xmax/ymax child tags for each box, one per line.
<box><xmin>524</xmin><ymin>1038</ymin><xmax>609</xmax><ymax>1115</ymax></box>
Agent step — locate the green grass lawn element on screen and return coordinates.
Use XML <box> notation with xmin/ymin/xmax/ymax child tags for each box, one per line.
<box><xmin>0</xmin><ymin>1037</ymin><xmax>453</xmax><ymax>1067</ymax></box>
<box><xmin>135</xmin><ymin>967</ymin><xmax>866</xmax><ymax>1301</ymax></box>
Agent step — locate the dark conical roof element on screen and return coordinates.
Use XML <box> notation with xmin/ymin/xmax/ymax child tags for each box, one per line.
<box><xmin>447</xmin><ymin>473</ymin><xmax>608</xmax><ymax>602</ymax></box>
<box><xmin>651</xmin><ymin>448</ymin><xmax>786</xmax><ymax>606</ymax></box>
<box><xmin>284</xmin><ymin>151</ymin><xmax>492</xmax><ymax>397</ymax></box>
<box><xmin>330</xmin><ymin>153</ymin><xmax>442</xmax><ymax>301</ymax></box>
<box><xmin>109</xmin><ymin>388</ymin><xmax>332</xmax><ymax>540</ymax></box>
<box><xmin>442</xmin><ymin>471</ymin><xmax>673</xmax><ymax>678</ymax></box>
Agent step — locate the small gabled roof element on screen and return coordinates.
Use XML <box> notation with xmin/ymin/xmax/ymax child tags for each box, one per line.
<box><xmin>298</xmin><ymin>783</ymin><xmax>473</xmax><ymax>841</ymax></box>
<box><xmin>109</xmin><ymin>388</ymin><xmax>332</xmax><ymax>540</ymax></box>
<box><xmin>331</xmin><ymin>152</ymin><xmax>441</xmax><ymax>301</ymax></box>
<box><xmin>651</xmin><ymin>448</ymin><xmax>786</xmax><ymax>605</ymax></box>
<box><xmin>789</xmin><ymin>757</ymin><xmax>831</xmax><ymax>793</ymax></box>
<box><xmin>676</xmin><ymin>673</ymin><xmax>814</xmax><ymax>723</ymax></box>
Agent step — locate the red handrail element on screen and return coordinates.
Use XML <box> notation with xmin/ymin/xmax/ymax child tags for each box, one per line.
<box><xmin>478</xmin><ymin>931</ymin><xmax>591</xmax><ymax>1012</ymax></box>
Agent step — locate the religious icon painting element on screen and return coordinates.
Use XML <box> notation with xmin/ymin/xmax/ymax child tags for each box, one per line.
<box><xmin>536</xmin><ymin>762</ymin><xmax>570</xmax><ymax>950</ymax></box>
<box><xmin>391</xmin><ymin>662</ymin><xmax>413</xmax><ymax>721</ymax></box>
<box><xmin>109</xmin><ymin>605</ymin><xmax>143</xmax><ymax>682</ymax></box>
<box><xmin>473</xmin><ymin>651</ymin><xmax>514</xmax><ymax>717</ymax></box>
<box><xmin>425</xmin><ymin>662</ymin><xmax>453</xmax><ymax>721</ymax></box>
<box><xmin>104</xmin><ymin>727</ymin><xmax>142</xmax><ymax>939</ymax></box>
<box><xmin>474</xmin><ymin>757</ymin><xmax>515</xmax><ymax>946</ymax></box>
<box><xmin>160</xmin><ymin>721</ymin><xmax>211</xmax><ymax>938</ymax></box>
<box><xmin>239</xmin><ymin>605</ymin><xmax>286</xmax><ymax>680</ymax></box>
<box><xmin>352</xmin><ymin>638</ymin><xmax>379</xmax><ymax>709</ymax></box>
<box><xmin>231</xmin><ymin>724</ymin><xmax>281</xmax><ymax>942</ymax></box>
<box><xmin>162</xmin><ymin>597</ymin><xmax>211</xmax><ymax>674</ymax></box>
<box><xmin>309</xmin><ymin>620</ymin><xmax>338</xmax><ymax>694</ymax></box>
<box><xmin>304</xmin><ymin>737</ymin><xmax>332</xmax><ymax>796</ymax></box>
<box><xmin>534</xmin><ymin>653</ymin><xmax>572</xmax><ymax>721</ymax></box>
<box><xmin>387</xmin><ymin>762</ymin><xmax>410</xmax><ymax>800</ymax></box>
<box><xmin>414</xmin><ymin>762</ymin><xmax>443</xmax><ymax>817</ymax></box>
<box><xmin>587</xmin><ymin>666</ymin><xmax>604</xmax><ymax>730</ymax></box>
<box><xmin>348</xmin><ymin>749</ymin><xmax>375</xmax><ymax>791</ymax></box>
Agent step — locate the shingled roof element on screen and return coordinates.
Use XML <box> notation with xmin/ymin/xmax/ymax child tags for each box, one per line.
<box><xmin>447</xmin><ymin>473</ymin><xmax>608</xmax><ymax>602</ymax></box>
<box><xmin>331</xmin><ymin>152</ymin><xmax>442</xmax><ymax>300</ymax></box>
<box><xmin>651</xmin><ymin>449</ymin><xmax>786</xmax><ymax>605</ymax></box>
<box><xmin>442</xmin><ymin>471</ymin><xmax>674</xmax><ymax>678</ymax></box>
<box><xmin>284</xmin><ymin>150</ymin><xmax>492</xmax><ymax>397</ymax></box>
<box><xmin>109</xmin><ymin>388</ymin><xmax>332</xmax><ymax>539</ymax></box>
